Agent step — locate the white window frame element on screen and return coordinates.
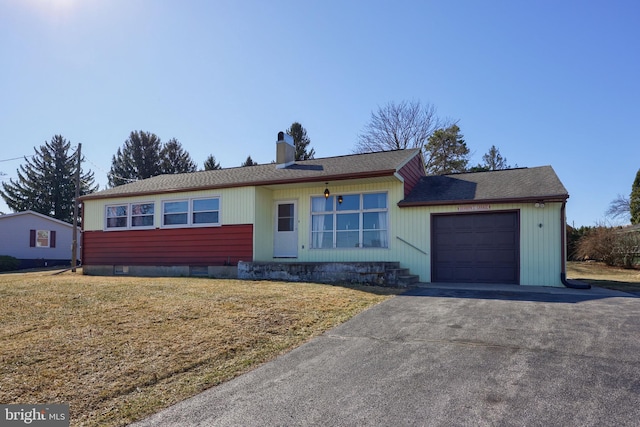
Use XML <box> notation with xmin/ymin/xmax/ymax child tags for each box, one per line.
<box><xmin>105</xmin><ymin>204</ymin><xmax>129</xmax><ymax>230</ymax></box>
<box><xmin>310</xmin><ymin>191</ymin><xmax>388</xmax><ymax>249</ymax></box>
<box><xmin>131</xmin><ymin>202</ymin><xmax>155</xmax><ymax>228</ymax></box>
<box><xmin>105</xmin><ymin>202</ymin><xmax>155</xmax><ymax>231</ymax></box>
<box><xmin>161</xmin><ymin>196</ymin><xmax>221</xmax><ymax>228</ymax></box>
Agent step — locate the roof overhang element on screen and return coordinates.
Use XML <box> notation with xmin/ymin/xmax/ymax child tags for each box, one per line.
<box><xmin>79</xmin><ymin>169</ymin><xmax>400</xmax><ymax>202</ymax></box>
<box><xmin>398</xmin><ymin>194</ymin><xmax>569</xmax><ymax>208</ymax></box>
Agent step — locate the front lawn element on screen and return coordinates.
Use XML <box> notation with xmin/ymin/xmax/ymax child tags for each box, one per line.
<box><xmin>0</xmin><ymin>270</ymin><xmax>398</xmax><ymax>426</ymax></box>
<box><xmin>567</xmin><ymin>261</ymin><xmax>640</xmax><ymax>292</ymax></box>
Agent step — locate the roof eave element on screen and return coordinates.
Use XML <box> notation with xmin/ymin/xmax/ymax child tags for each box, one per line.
<box><xmin>398</xmin><ymin>194</ymin><xmax>569</xmax><ymax>208</ymax></box>
<box><xmin>79</xmin><ymin>169</ymin><xmax>400</xmax><ymax>202</ymax></box>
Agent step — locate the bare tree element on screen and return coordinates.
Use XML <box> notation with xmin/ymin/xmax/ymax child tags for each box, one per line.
<box><xmin>606</xmin><ymin>194</ymin><xmax>631</xmax><ymax>223</ymax></box>
<box><xmin>354</xmin><ymin>100</ymin><xmax>442</xmax><ymax>153</ymax></box>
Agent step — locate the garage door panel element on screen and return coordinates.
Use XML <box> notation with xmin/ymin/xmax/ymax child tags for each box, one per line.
<box><xmin>432</xmin><ymin>212</ymin><xmax>519</xmax><ymax>284</ymax></box>
<box><xmin>476</xmin><ymin>249</ymin><xmax>516</xmax><ymax>263</ymax></box>
<box><xmin>475</xmin><ymin>267</ymin><xmax>517</xmax><ymax>283</ymax></box>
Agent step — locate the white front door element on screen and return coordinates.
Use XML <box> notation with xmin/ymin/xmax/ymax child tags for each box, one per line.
<box><xmin>274</xmin><ymin>201</ymin><xmax>298</xmax><ymax>258</ymax></box>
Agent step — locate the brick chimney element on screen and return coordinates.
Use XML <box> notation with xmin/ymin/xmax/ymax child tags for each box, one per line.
<box><xmin>276</xmin><ymin>131</ymin><xmax>295</xmax><ymax>169</ymax></box>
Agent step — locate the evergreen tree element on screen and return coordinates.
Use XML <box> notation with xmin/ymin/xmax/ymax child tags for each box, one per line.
<box><xmin>241</xmin><ymin>155</ymin><xmax>258</xmax><ymax>167</ymax></box>
<box><xmin>203</xmin><ymin>154</ymin><xmax>222</xmax><ymax>170</ymax></box>
<box><xmin>160</xmin><ymin>138</ymin><xmax>197</xmax><ymax>174</ymax></box>
<box><xmin>424</xmin><ymin>125</ymin><xmax>470</xmax><ymax>175</ymax></box>
<box><xmin>630</xmin><ymin>168</ymin><xmax>640</xmax><ymax>224</ymax></box>
<box><xmin>0</xmin><ymin>135</ymin><xmax>98</xmax><ymax>223</ymax></box>
<box><xmin>109</xmin><ymin>131</ymin><xmax>163</xmax><ymax>187</ymax></box>
<box><xmin>286</xmin><ymin>122</ymin><xmax>315</xmax><ymax>160</ymax></box>
<box><xmin>481</xmin><ymin>145</ymin><xmax>510</xmax><ymax>170</ymax></box>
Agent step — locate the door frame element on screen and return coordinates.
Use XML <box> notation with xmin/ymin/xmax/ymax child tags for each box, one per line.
<box><xmin>273</xmin><ymin>200</ymin><xmax>298</xmax><ymax>258</ymax></box>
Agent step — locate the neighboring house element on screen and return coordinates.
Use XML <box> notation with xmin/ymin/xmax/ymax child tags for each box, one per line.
<box><xmin>0</xmin><ymin>210</ymin><xmax>78</xmax><ymax>269</ymax></box>
<box><xmin>79</xmin><ymin>132</ymin><xmax>570</xmax><ymax>287</ymax></box>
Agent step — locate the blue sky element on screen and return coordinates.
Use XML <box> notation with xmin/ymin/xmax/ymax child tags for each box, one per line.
<box><xmin>1</xmin><ymin>0</ymin><xmax>638</xmax><ymax>227</ymax></box>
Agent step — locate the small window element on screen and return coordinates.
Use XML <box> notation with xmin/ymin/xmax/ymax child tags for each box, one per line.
<box><xmin>36</xmin><ymin>230</ymin><xmax>50</xmax><ymax>247</ymax></box>
<box><xmin>163</xmin><ymin>201</ymin><xmax>189</xmax><ymax>226</ymax></box>
<box><xmin>192</xmin><ymin>198</ymin><xmax>220</xmax><ymax>225</ymax></box>
<box><xmin>131</xmin><ymin>203</ymin><xmax>154</xmax><ymax>227</ymax></box>
<box><xmin>106</xmin><ymin>205</ymin><xmax>128</xmax><ymax>229</ymax></box>
<box><xmin>162</xmin><ymin>197</ymin><xmax>221</xmax><ymax>227</ymax></box>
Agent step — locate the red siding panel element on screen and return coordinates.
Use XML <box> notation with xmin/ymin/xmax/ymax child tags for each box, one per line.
<box><xmin>82</xmin><ymin>224</ymin><xmax>253</xmax><ymax>266</ymax></box>
<box><xmin>398</xmin><ymin>154</ymin><xmax>426</xmax><ymax>196</ymax></box>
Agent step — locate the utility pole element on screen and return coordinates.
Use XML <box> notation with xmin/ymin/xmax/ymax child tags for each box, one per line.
<box><xmin>71</xmin><ymin>143</ymin><xmax>81</xmax><ymax>272</ymax></box>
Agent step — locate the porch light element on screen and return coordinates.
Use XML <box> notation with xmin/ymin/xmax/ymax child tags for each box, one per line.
<box><xmin>534</xmin><ymin>201</ymin><xmax>545</xmax><ymax>208</ymax></box>
<box><xmin>338</xmin><ymin>195</ymin><xmax>343</xmax><ymax>204</ymax></box>
<box><xmin>324</xmin><ymin>183</ymin><xmax>330</xmax><ymax>199</ymax></box>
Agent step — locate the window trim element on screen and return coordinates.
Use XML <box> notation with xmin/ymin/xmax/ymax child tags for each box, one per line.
<box><xmin>130</xmin><ymin>202</ymin><xmax>155</xmax><ymax>229</ymax></box>
<box><xmin>161</xmin><ymin>196</ymin><xmax>222</xmax><ymax>228</ymax></box>
<box><xmin>105</xmin><ymin>202</ymin><xmax>156</xmax><ymax>231</ymax></box>
<box><xmin>310</xmin><ymin>191</ymin><xmax>389</xmax><ymax>250</ymax></box>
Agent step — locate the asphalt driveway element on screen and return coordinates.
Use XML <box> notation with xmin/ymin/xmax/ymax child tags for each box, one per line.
<box><xmin>131</xmin><ymin>284</ymin><xmax>640</xmax><ymax>426</ymax></box>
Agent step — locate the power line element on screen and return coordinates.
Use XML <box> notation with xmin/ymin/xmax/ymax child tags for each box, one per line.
<box><xmin>83</xmin><ymin>155</ymin><xmax>137</xmax><ymax>184</ymax></box>
<box><xmin>0</xmin><ymin>155</ymin><xmax>34</xmax><ymax>163</ymax></box>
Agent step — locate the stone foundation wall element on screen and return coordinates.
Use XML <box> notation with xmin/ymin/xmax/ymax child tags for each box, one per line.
<box><xmin>238</xmin><ymin>261</ymin><xmax>400</xmax><ymax>286</ymax></box>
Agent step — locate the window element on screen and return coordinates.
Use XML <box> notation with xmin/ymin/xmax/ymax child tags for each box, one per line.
<box><xmin>163</xmin><ymin>201</ymin><xmax>188</xmax><ymax>225</ymax></box>
<box><xmin>162</xmin><ymin>197</ymin><xmax>221</xmax><ymax>227</ymax></box>
<box><xmin>106</xmin><ymin>203</ymin><xmax>155</xmax><ymax>230</ymax></box>
<box><xmin>193</xmin><ymin>198</ymin><xmax>219</xmax><ymax>225</ymax></box>
<box><xmin>131</xmin><ymin>203</ymin><xmax>154</xmax><ymax>227</ymax></box>
<box><xmin>29</xmin><ymin>230</ymin><xmax>56</xmax><ymax>248</ymax></box>
<box><xmin>311</xmin><ymin>192</ymin><xmax>388</xmax><ymax>249</ymax></box>
<box><xmin>106</xmin><ymin>205</ymin><xmax>128</xmax><ymax>229</ymax></box>
<box><xmin>36</xmin><ymin>230</ymin><xmax>50</xmax><ymax>247</ymax></box>
<box><xmin>277</xmin><ymin>203</ymin><xmax>295</xmax><ymax>232</ymax></box>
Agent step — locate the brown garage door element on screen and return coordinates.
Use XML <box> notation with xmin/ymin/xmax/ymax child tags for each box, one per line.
<box><xmin>432</xmin><ymin>212</ymin><xmax>519</xmax><ymax>284</ymax></box>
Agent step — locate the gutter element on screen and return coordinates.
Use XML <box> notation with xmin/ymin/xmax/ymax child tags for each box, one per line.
<box><xmin>398</xmin><ymin>194</ymin><xmax>569</xmax><ymax>208</ymax></box>
<box><xmin>560</xmin><ymin>201</ymin><xmax>590</xmax><ymax>289</ymax></box>
<box><xmin>79</xmin><ymin>169</ymin><xmax>400</xmax><ymax>202</ymax></box>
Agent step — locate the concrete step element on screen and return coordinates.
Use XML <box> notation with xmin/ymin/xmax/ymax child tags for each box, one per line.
<box><xmin>398</xmin><ymin>274</ymin><xmax>420</xmax><ymax>287</ymax></box>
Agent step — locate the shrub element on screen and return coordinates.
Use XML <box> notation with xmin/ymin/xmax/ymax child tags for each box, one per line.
<box><xmin>577</xmin><ymin>227</ymin><xmax>640</xmax><ymax>267</ymax></box>
<box><xmin>0</xmin><ymin>255</ymin><xmax>20</xmax><ymax>272</ymax></box>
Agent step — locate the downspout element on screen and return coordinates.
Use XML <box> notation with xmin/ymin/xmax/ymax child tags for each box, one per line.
<box><xmin>560</xmin><ymin>201</ymin><xmax>590</xmax><ymax>289</ymax></box>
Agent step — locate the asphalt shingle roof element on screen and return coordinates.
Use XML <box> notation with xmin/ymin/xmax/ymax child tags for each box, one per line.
<box><xmin>399</xmin><ymin>166</ymin><xmax>568</xmax><ymax>206</ymax></box>
<box><xmin>81</xmin><ymin>149</ymin><xmax>420</xmax><ymax>200</ymax></box>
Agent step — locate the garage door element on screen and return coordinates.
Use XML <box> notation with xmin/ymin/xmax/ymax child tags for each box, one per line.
<box><xmin>432</xmin><ymin>212</ymin><xmax>519</xmax><ymax>284</ymax></box>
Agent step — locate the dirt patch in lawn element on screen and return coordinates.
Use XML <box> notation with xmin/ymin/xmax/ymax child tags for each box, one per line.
<box><xmin>567</xmin><ymin>261</ymin><xmax>640</xmax><ymax>293</ymax></box>
<box><xmin>0</xmin><ymin>270</ymin><xmax>399</xmax><ymax>426</ymax></box>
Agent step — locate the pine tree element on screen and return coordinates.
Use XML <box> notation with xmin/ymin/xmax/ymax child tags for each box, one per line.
<box><xmin>160</xmin><ymin>138</ymin><xmax>197</xmax><ymax>174</ymax></box>
<box><xmin>286</xmin><ymin>122</ymin><xmax>315</xmax><ymax>160</ymax></box>
<box><xmin>203</xmin><ymin>154</ymin><xmax>222</xmax><ymax>170</ymax></box>
<box><xmin>109</xmin><ymin>131</ymin><xmax>163</xmax><ymax>187</ymax></box>
<box><xmin>0</xmin><ymin>135</ymin><xmax>98</xmax><ymax>223</ymax></box>
<box><xmin>424</xmin><ymin>125</ymin><xmax>470</xmax><ymax>175</ymax></box>
<box><xmin>630</xmin><ymin>168</ymin><xmax>640</xmax><ymax>224</ymax></box>
<box><xmin>481</xmin><ymin>145</ymin><xmax>510</xmax><ymax>170</ymax></box>
<box><xmin>241</xmin><ymin>155</ymin><xmax>258</xmax><ymax>167</ymax></box>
